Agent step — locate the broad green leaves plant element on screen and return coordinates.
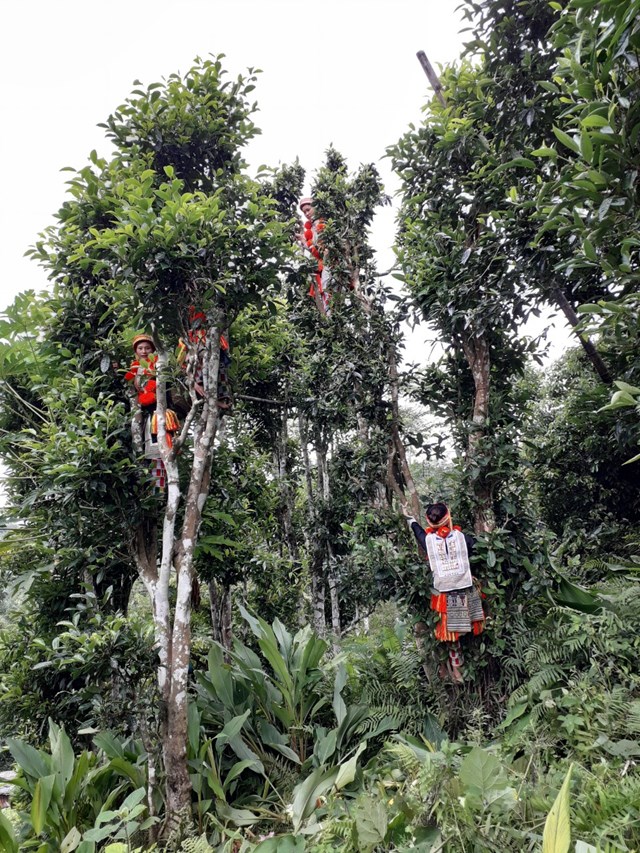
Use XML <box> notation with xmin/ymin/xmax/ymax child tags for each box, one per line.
<box><xmin>5</xmin><ymin>720</ymin><xmax>153</xmax><ymax>851</ymax></box>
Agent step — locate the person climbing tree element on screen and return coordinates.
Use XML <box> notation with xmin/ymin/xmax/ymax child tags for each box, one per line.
<box><xmin>176</xmin><ymin>307</ymin><xmax>233</xmax><ymax>411</ymax></box>
<box><xmin>125</xmin><ymin>333</ymin><xmax>180</xmax><ymax>490</ymax></box>
<box><xmin>298</xmin><ymin>196</ymin><xmax>331</xmax><ymax>316</ymax></box>
<box><xmin>404</xmin><ymin>502</ymin><xmax>485</xmax><ymax>683</ymax></box>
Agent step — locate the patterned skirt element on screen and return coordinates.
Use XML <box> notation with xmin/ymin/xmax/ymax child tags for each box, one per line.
<box><xmin>431</xmin><ymin>583</ymin><xmax>485</xmax><ymax>642</ymax></box>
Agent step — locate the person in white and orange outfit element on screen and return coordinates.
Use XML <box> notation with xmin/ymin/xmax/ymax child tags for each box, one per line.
<box><xmin>405</xmin><ymin>502</ymin><xmax>485</xmax><ymax>683</ymax></box>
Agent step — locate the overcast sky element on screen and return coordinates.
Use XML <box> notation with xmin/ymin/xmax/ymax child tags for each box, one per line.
<box><xmin>0</xmin><ymin>1</ymin><xmax>466</xmax><ymax>304</ymax></box>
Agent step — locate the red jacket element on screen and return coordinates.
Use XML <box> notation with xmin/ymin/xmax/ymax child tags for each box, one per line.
<box><xmin>125</xmin><ymin>355</ymin><xmax>158</xmax><ymax>407</ymax></box>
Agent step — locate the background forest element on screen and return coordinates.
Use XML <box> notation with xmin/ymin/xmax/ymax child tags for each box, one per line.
<box><xmin>0</xmin><ymin>0</ymin><xmax>639</xmax><ymax>850</ymax></box>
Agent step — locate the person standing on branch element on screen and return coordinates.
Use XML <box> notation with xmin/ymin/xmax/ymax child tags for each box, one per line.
<box><xmin>125</xmin><ymin>333</ymin><xmax>180</xmax><ymax>491</ymax></box>
<box><xmin>298</xmin><ymin>197</ymin><xmax>331</xmax><ymax>316</ymax></box>
<box><xmin>176</xmin><ymin>307</ymin><xmax>233</xmax><ymax>411</ymax></box>
<box><xmin>405</xmin><ymin>502</ymin><xmax>485</xmax><ymax>683</ymax></box>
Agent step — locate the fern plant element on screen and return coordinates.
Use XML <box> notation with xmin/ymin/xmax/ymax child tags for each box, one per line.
<box><xmin>341</xmin><ymin>620</ymin><xmax>444</xmax><ymax>739</ymax></box>
<box><xmin>179</xmin><ymin>835</ymin><xmax>215</xmax><ymax>853</ymax></box>
<box><xmin>499</xmin><ymin>589</ymin><xmax>640</xmax><ymax>764</ymax></box>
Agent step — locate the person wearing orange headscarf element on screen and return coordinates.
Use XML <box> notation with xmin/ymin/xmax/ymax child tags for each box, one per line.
<box><xmin>405</xmin><ymin>502</ymin><xmax>485</xmax><ymax>683</ymax></box>
<box><xmin>176</xmin><ymin>307</ymin><xmax>232</xmax><ymax>410</ymax></box>
<box><xmin>125</xmin><ymin>334</ymin><xmax>179</xmax><ymax>489</ymax></box>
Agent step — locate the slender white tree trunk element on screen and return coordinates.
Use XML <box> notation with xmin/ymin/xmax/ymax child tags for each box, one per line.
<box><xmin>131</xmin><ymin>321</ymin><xmax>223</xmax><ymax>838</ymax></box>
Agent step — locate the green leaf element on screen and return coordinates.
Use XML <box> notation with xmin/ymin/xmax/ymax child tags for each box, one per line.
<box><xmin>355</xmin><ymin>796</ymin><xmax>388</xmax><ymax>850</ymax></box>
<box><xmin>531</xmin><ymin>147</ymin><xmax>558</xmax><ymax>158</ymax></box>
<box><xmin>493</xmin><ymin>157</ymin><xmax>536</xmax><ymax>173</ymax></box>
<box><xmin>224</xmin><ymin>758</ymin><xmax>263</xmax><ymax>788</ymax></box>
<box><xmin>597</xmin><ymin>197</ymin><xmax>612</xmax><ymax>220</ymax></box>
<box><xmin>188</xmin><ymin>700</ymin><xmax>201</xmax><ymax>756</ymax></box>
<box><xmin>215</xmin><ymin>801</ymin><xmax>259</xmax><ymax>827</ymax></box>
<box><xmin>50</xmin><ymin>722</ymin><xmax>75</xmax><ymax>798</ymax></box>
<box><xmin>63</xmin><ymin>751</ymin><xmax>92</xmax><ymax>812</ymax></box>
<box><xmin>0</xmin><ymin>811</ymin><xmax>18</xmax><ymax>853</ymax></box>
<box><xmin>269</xmin><ymin>742</ymin><xmax>302</xmax><ymax>764</ymax></box>
<box><xmin>6</xmin><ymin>737</ymin><xmax>51</xmax><ymax>779</ymax></box>
<box><xmin>497</xmin><ymin>701</ymin><xmax>529</xmax><ymax>730</ymax></box>
<box><xmin>548</xmin><ymin>572</ymin><xmax>602</xmax><ymax>614</ymax></box>
<box><xmin>335</xmin><ymin>742</ymin><xmax>366</xmax><ymax>790</ymax></box>
<box><xmin>574</xmin><ymin>842</ymin><xmax>597</xmax><ymax>853</ymax></box>
<box><xmin>93</xmin><ymin>732</ymin><xmax>125</xmax><ymax>760</ymax></box>
<box><xmin>239</xmin><ymin>605</ymin><xmax>294</xmax><ymax>698</ymax></box>
<box><xmin>580</xmin><ymin>132</ymin><xmax>593</xmax><ymax>163</ymax></box>
<box><xmin>333</xmin><ymin>663</ymin><xmax>348</xmax><ymax>726</ymax></box>
<box><xmin>253</xmin><ymin>835</ymin><xmax>306</xmax><ymax>852</ymax></box>
<box><xmin>543</xmin><ymin>764</ymin><xmax>573</xmax><ymax>853</ymax></box>
<box><xmin>83</xmin><ymin>823</ymin><xmax>118</xmax><ymax>843</ymax></box>
<box><xmin>204</xmin><ymin>644</ymin><xmax>235</xmax><ymax>709</ymax></box>
<box><xmin>575</xmin><ymin>303</ymin><xmax>603</xmax><ymax>314</ymax></box>
<box><xmin>459</xmin><ymin>747</ymin><xmax>507</xmax><ymax>801</ymax></box>
<box><xmin>580</xmin><ymin>114</ymin><xmax>608</xmax><ymax>128</ymax></box>
<box><xmin>598</xmin><ymin>390</ymin><xmax>637</xmax><ymax>412</ymax></box>
<box><xmin>314</xmin><ymin>728</ymin><xmax>338</xmax><ymax>765</ymax></box>
<box><xmin>553</xmin><ymin>127</ymin><xmax>581</xmax><ymax>155</ymax></box>
<box><xmin>120</xmin><ymin>786</ymin><xmax>146</xmax><ymax>810</ymax></box>
<box><xmin>61</xmin><ymin>826</ymin><xmax>83</xmax><ymax>852</ymax></box>
<box><xmin>215</xmin><ymin>710</ymin><xmax>251</xmax><ymax>744</ymax></box>
<box><xmin>105</xmin><ymin>757</ymin><xmax>145</xmax><ymax>788</ymax></box>
<box><xmin>291</xmin><ymin>765</ymin><xmax>339</xmax><ymax>831</ymax></box>
<box><xmin>31</xmin><ymin>773</ymin><xmax>56</xmax><ymax>835</ymax></box>
<box><xmin>582</xmin><ymin>239</ymin><xmax>597</xmax><ymax>261</ymax></box>
<box><xmin>613</xmin><ymin>382</ymin><xmax>640</xmax><ymax>396</ymax></box>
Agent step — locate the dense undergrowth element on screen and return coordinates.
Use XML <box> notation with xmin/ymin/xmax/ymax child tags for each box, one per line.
<box><xmin>2</xmin><ymin>573</ymin><xmax>639</xmax><ymax>852</ymax></box>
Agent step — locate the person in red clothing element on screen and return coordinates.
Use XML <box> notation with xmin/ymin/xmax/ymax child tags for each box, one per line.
<box><xmin>125</xmin><ymin>334</ymin><xmax>179</xmax><ymax>489</ymax></box>
<box><xmin>176</xmin><ymin>307</ymin><xmax>232</xmax><ymax>410</ymax></box>
<box><xmin>405</xmin><ymin>502</ymin><xmax>485</xmax><ymax>683</ymax></box>
<box><xmin>299</xmin><ymin>197</ymin><xmax>331</xmax><ymax>316</ymax></box>
<box><xmin>125</xmin><ymin>334</ymin><xmax>159</xmax><ymax>409</ymax></box>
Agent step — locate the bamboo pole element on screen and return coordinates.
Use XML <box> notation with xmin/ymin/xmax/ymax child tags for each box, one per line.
<box><xmin>416</xmin><ymin>50</ymin><xmax>446</xmax><ymax>108</ymax></box>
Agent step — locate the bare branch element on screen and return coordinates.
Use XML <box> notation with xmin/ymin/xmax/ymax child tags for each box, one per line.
<box><xmin>171</xmin><ymin>399</ymin><xmax>203</xmax><ymax>456</ymax></box>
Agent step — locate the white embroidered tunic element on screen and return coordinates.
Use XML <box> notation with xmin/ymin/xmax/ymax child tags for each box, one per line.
<box><xmin>425</xmin><ymin>529</ymin><xmax>473</xmax><ymax>592</ymax></box>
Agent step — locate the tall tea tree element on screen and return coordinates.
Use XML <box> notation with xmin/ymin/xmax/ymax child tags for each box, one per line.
<box><xmin>288</xmin><ymin>149</ymin><xmax>420</xmax><ymax>633</ymax></box>
<box><xmin>25</xmin><ymin>57</ymin><xmax>293</xmax><ymax>834</ymax></box>
<box><xmin>390</xmin><ymin>61</ymin><xmax>542</xmax><ymax>533</ymax></box>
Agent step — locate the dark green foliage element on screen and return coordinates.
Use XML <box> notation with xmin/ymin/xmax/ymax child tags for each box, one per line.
<box><xmin>0</xmin><ymin>601</ymin><xmax>157</xmax><ymax>744</ymax></box>
<box><xmin>0</xmin><ymin>3</ymin><xmax>639</xmax><ymax>849</ymax></box>
<box><xmin>102</xmin><ymin>57</ymin><xmax>261</xmax><ymax>189</ymax></box>
<box><xmin>5</xmin><ymin>720</ymin><xmax>151</xmax><ymax>851</ymax></box>
<box><xmin>531</xmin><ymin>0</ymin><xmax>640</xmax><ymax>295</ymax></box>
<box><xmin>526</xmin><ymin>349</ymin><xmax>640</xmax><ymax>555</ymax></box>
<box><xmin>501</xmin><ymin>579</ymin><xmax>640</xmax><ymax>762</ymax></box>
